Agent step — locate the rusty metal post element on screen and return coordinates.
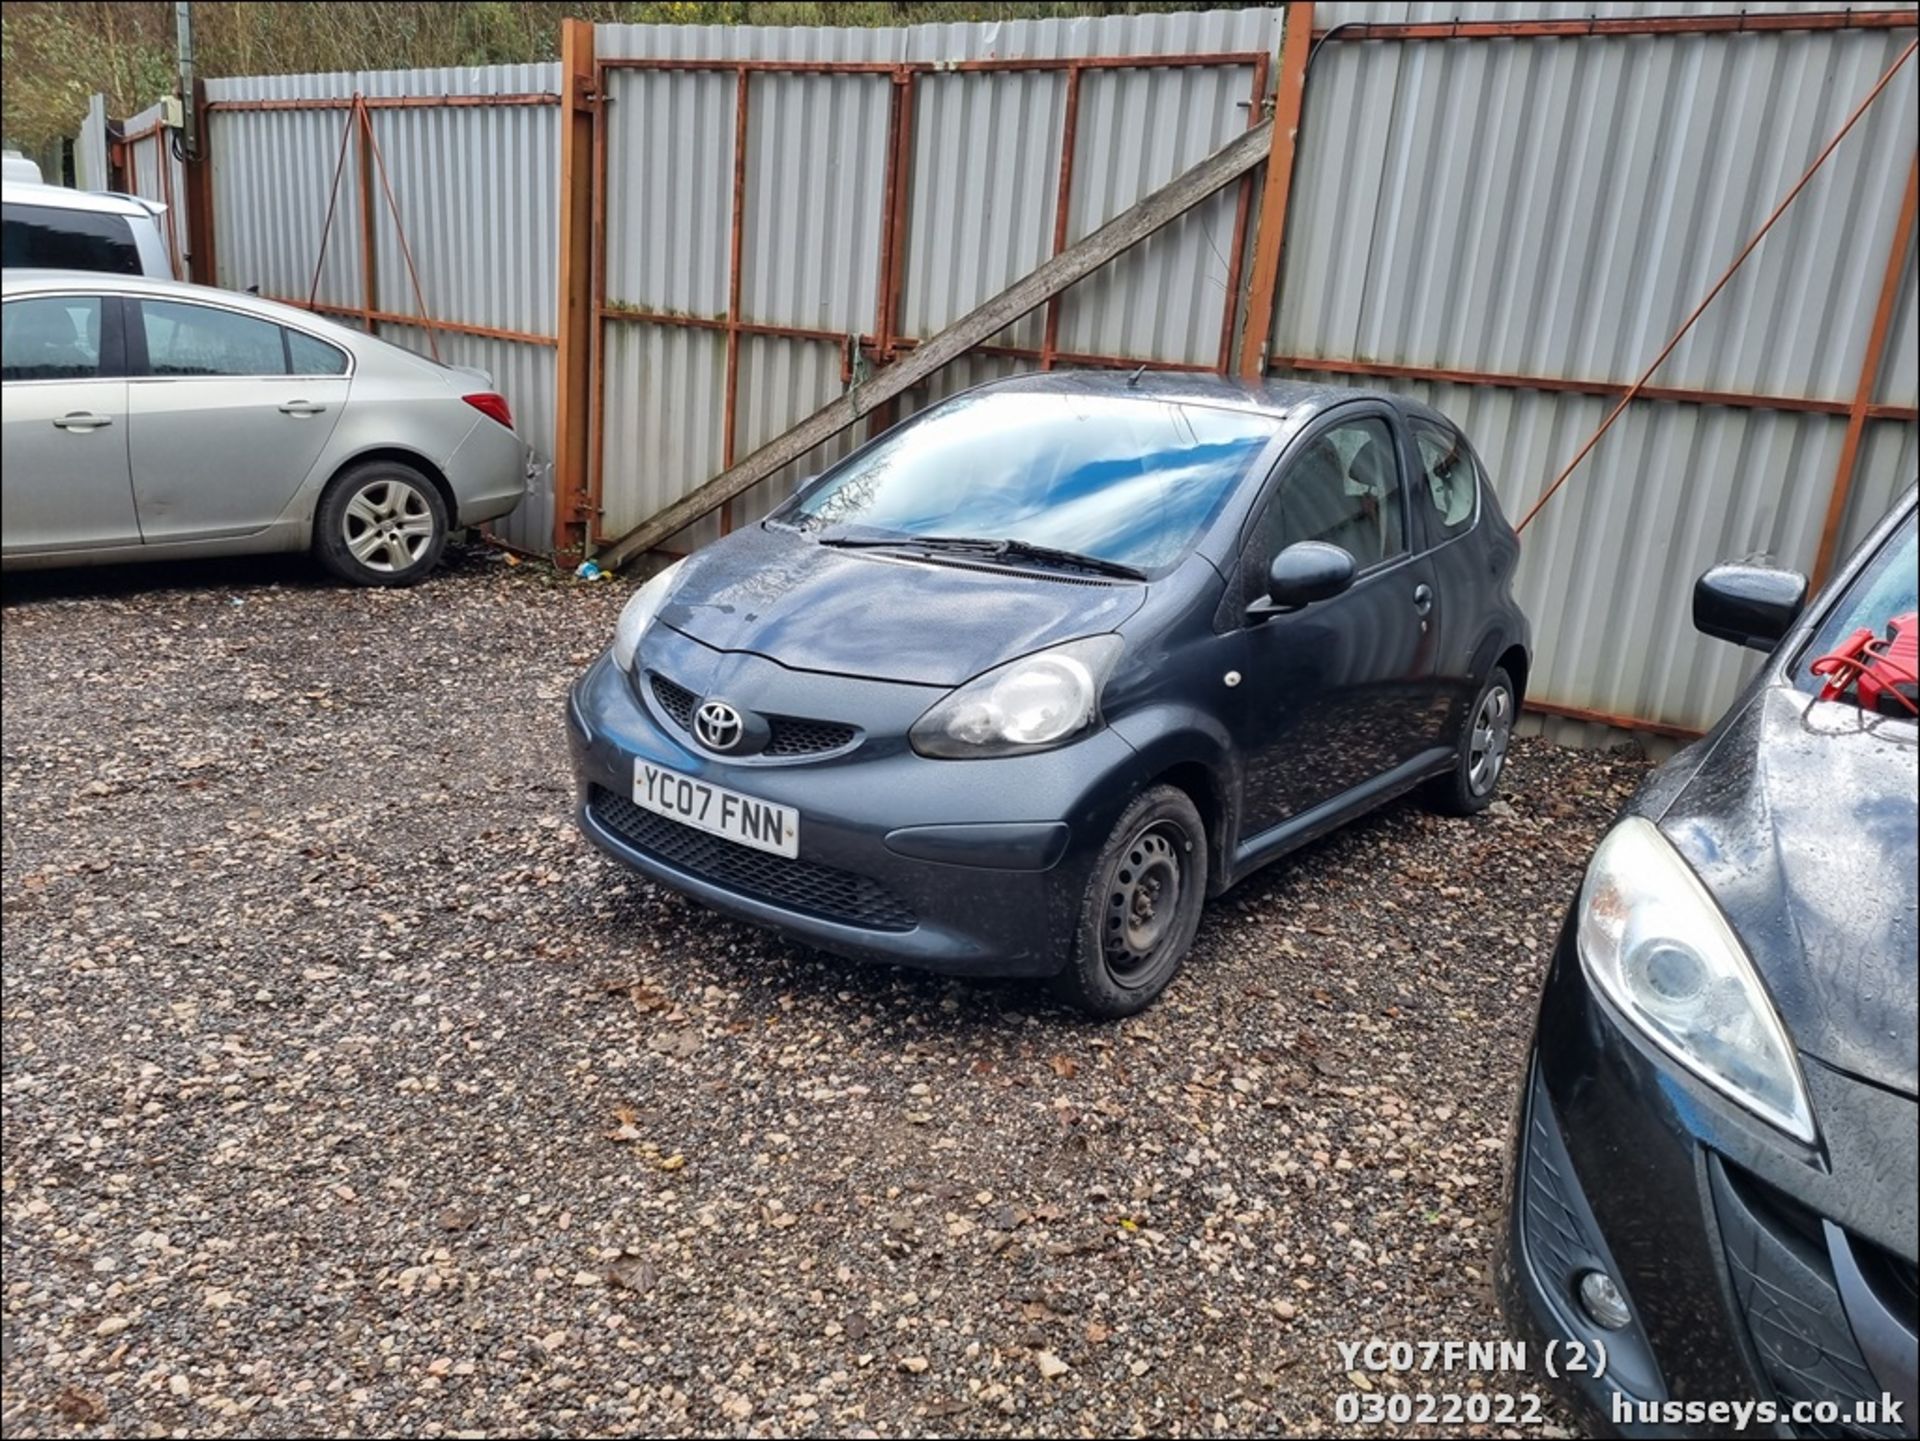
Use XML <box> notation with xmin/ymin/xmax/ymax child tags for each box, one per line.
<box><xmin>868</xmin><ymin>69</ymin><xmax>916</xmax><ymax>432</ymax></box>
<box><xmin>887</xmin><ymin>73</ymin><xmax>916</xmax><ymax>360</ymax></box>
<box><xmin>721</xmin><ymin>65</ymin><xmax>751</xmax><ymax>535</ymax></box>
<box><xmin>183</xmin><ymin>78</ymin><xmax>218</xmax><ymax>285</ymax></box>
<box><xmin>1216</xmin><ymin>51</ymin><xmax>1269</xmax><ymax>373</ymax></box>
<box><xmin>587</xmin><ymin>56</ymin><xmax>612</xmax><ymax>550</ymax></box>
<box><xmin>553</xmin><ymin>17</ymin><xmax>598</xmax><ymax>560</ymax></box>
<box><xmin>1814</xmin><ymin>151</ymin><xmax>1918</xmax><ymax>587</ymax></box>
<box><xmin>354</xmin><ymin>96</ymin><xmax>378</xmax><ymax>334</ymax></box>
<box><xmin>1236</xmin><ymin>3</ymin><xmax>1313</xmax><ymax>378</ymax></box>
<box><xmin>1040</xmin><ymin>64</ymin><xmax>1084</xmax><ymax>370</ymax></box>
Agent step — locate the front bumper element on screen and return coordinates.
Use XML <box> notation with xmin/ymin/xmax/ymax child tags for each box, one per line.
<box><xmin>1499</xmin><ymin>912</ymin><xmax>1918</xmax><ymax>1438</ymax></box>
<box><xmin>565</xmin><ymin>633</ymin><xmax>1145</xmax><ymax>977</ymax></box>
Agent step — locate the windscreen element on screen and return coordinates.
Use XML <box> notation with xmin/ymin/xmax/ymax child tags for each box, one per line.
<box><xmin>777</xmin><ymin>389</ymin><xmax>1281</xmax><ymax>574</ymax></box>
<box><xmin>1798</xmin><ymin>511</ymin><xmax>1918</xmax><ymax>715</ymax></box>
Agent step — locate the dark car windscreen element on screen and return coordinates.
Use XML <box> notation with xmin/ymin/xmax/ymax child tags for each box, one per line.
<box><xmin>776</xmin><ymin>389</ymin><xmax>1281</xmax><ymax>574</ymax></box>
<box><xmin>2</xmin><ymin>202</ymin><xmax>142</xmax><ymax>275</ymax></box>
<box><xmin>1795</xmin><ymin>510</ymin><xmax>1917</xmax><ymax>706</ymax></box>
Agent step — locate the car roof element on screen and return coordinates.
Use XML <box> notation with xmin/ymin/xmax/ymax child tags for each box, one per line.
<box><xmin>2</xmin><ymin>181</ymin><xmax>165</xmax><ymax>219</ymax></box>
<box><xmin>0</xmin><ymin>269</ymin><xmax>373</xmax><ymax>344</ymax></box>
<box><xmin>973</xmin><ymin>368</ymin><xmax>1447</xmax><ymax>428</ymax></box>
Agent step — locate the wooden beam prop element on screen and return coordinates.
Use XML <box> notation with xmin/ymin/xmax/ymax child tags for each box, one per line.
<box><xmin>595</xmin><ymin>116</ymin><xmax>1277</xmax><ymax>571</ymax></box>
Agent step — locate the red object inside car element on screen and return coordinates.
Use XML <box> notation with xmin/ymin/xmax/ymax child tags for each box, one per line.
<box><xmin>1810</xmin><ymin>611</ymin><xmax>1918</xmax><ymax>716</ymax></box>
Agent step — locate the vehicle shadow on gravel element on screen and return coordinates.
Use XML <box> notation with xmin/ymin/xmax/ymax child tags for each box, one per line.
<box><xmin>598</xmin><ymin>784</ymin><xmax>1470</xmax><ymax>1030</ymax></box>
<box><xmin>0</xmin><ymin>540</ymin><xmax>499</xmax><ymax>607</ymax></box>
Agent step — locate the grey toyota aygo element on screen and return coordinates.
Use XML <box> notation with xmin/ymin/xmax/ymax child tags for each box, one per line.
<box><xmin>567</xmin><ymin>373</ymin><xmax>1531</xmax><ymax>1015</ymax></box>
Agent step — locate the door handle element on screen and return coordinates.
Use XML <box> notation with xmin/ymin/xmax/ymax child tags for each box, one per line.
<box><xmin>278</xmin><ymin>400</ymin><xmax>327</xmax><ymax>416</ymax></box>
<box><xmin>1412</xmin><ymin>583</ymin><xmax>1434</xmax><ymax>615</ymax></box>
<box><xmin>51</xmin><ymin>412</ymin><xmax>113</xmax><ymax>431</ymax></box>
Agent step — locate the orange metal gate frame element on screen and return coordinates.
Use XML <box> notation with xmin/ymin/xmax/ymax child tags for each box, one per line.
<box><xmin>575</xmin><ymin>48</ymin><xmax>1274</xmax><ymax>552</ymax></box>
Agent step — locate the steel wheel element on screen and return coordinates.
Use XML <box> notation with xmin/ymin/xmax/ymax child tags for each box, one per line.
<box><xmin>342</xmin><ymin>477</ymin><xmax>436</xmax><ymax>574</ymax></box>
<box><xmin>1103</xmin><ymin>822</ymin><xmax>1185</xmax><ymax>981</ymax></box>
<box><xmin>1468</xmin><ymin>680</ymin><xmax>1513</xmax><ymax>796</ymax></box>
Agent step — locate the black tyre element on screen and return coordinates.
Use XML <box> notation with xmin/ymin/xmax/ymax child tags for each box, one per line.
<box><xmin>1425</xmin><ymin>664</ymin><xmax>1516</xmax><ymax>816</ymax></box>
<box><xmin>1052</xmin><ymin>785</ymin><xmax>1209</xmax><ymax>1018</ymax></box>
<box><xmin>313</xmin><ymin>459</ymin><xmax>448</xmax><ymax>587</ymax></box>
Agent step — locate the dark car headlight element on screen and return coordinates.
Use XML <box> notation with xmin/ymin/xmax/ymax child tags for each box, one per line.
<box><xmin>910</xmin><ymin>636</ymin><xmax>1123</xmax><ymax>759</ymax></box>
<box><xmin>1577</xmin><ymin>817</ymin><xmax>1816</xmax><ymax>1144</ymax></box>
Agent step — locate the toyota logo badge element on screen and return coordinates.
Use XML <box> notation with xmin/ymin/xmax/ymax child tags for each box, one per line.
<box><xmin>694</xmin><ymin>699</ymin><xmax>745</xmax><ymax>753</ymax></box>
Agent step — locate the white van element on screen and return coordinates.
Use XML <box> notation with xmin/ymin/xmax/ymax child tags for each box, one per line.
<box><xmin>2</xmin><ymin>182</ymin><xmax>173</xmax><ymax>279</ymax></box>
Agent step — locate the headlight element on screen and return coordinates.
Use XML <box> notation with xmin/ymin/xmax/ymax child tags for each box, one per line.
<box><xmin>910</xmin><ymin>635</ymin><xmax>1123</xmax><ymax>758</ymax></box>
<box><xmin>1576</xmin><ymin>817</ymin><xmax>1815</xmax><ymax>1143</ymax></box>
<box><xmin>610</xmin><ymin>559</ymin><xmax>685</xmax><ymax>673</ymax></box>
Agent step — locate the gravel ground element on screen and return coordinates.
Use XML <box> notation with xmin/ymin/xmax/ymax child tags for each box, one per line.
<box><xmin>2</xmin><ymin>546</ymin><xmax>1648</xmax><ymax>1439</ymax></box>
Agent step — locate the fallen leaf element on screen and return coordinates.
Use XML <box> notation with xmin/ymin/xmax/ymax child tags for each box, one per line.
<box><xmin>1049</xmin><ymin>1055</ymin><xmax>1079</xmax><ymax>1079</ymax></box>
<box><xmin>53</xmin><ymin>1387</ymin><xmax>108</xmax><ymax>1424</ymax></box>
<box><xmin>606</xmin><ymin>1258</ymin><xmax>657</xmax><ymax>1293</ymax></box>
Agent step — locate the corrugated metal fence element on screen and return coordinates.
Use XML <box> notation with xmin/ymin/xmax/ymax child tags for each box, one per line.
<box><xmin>78</xmin><ymin>2</ymin><xmax>1917</xmax><ymax>738</ymax></box>
<box><xmin>74</xmin><ymin>95</ymin><xmax>110</xmax><ymax>194</ymax></box>
<box><xmin>1276</xmin><ymin>0</ymin><xmax>1919</xmax><ymax>737</ymax></box>
<box><xmin>199</xmin><ymin>65</ymin><xmax>563</xmax><ymax>554</ymax></box>
<box><xmin>591</xmin><ymin>9</ymin><xmax>1284</xmax><ymax>552</ymax></box>
<box><xmin>118</xmin><ymin>99</ymin><xmax>188</xmax><ymax>279</ymax></box>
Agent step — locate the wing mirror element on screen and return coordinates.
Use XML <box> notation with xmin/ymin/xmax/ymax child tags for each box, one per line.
<box><xmin>1693</xmin><ymin>560</ymin><xmax>1808</xmax><ymax>652</ymax></box>
<box><xmin>1248</xmin><ymin>541</ymin><xmax>1357</xmax><ymax>620</ymax></box>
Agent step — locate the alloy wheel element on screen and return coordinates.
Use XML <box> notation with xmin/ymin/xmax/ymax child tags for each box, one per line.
<box><xmin>342</xmin><ymin>478</ymin><xmax>436</xmax><ymax>574</ymax></box>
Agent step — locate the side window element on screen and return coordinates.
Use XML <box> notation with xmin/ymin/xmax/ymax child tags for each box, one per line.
<box><xmin>1411</xmin><ymin>420</ymin><xmax>1477</xmax><ymax>539</ymax></box>
<box><xmin>1</xmin><ymin>203</ymin><xmax>141</xmax><ymax>275</ymax></box>
<box><xmin>1266</xmin><ymin>415</ymin><xmax>1406</xmax><ymax>571</ymax></box>
<box><xmin>1</xmin><ymin>296</ymin><xmax>104</xmax><ymax>382</ymax></box>
<box><xmin>140</xmin><ymin>300</ymin><xmax>285</xmax><ymax>377</ymax></box>
<box><xmin>285</xmin><ymin>328</ymin><xmax>348</xmax><ymax>376</ymax></box>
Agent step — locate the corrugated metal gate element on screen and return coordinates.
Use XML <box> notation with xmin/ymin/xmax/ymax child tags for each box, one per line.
<box><xmin>117</xmin><ymin>100</ymin><xmax>187</xmax><ymax>279</ymax></box>
<box><xmin>80</xmin><ymin>1</ymin><xmax>1918</xmax><ymax>739</ymax></box>
<box><xmin>587</xmin><ymin>9</ymin><xmax>1281</xmax><ymax>554</ymax></box>
<box><xmin>1267</xmin><ymin>1</ymin><xmax>1919</xmax><ymax>737</ymax></box>
<box><xmin>197</xmin><ymin>65</ymin><xmax>563</xmax><ymax>555</ymax></box>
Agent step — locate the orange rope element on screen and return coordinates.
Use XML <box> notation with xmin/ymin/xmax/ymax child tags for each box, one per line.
<box><xmin>307</xmin><ymin>97</ymin><xmax>358</xmax><ymax>309</ymax></box>
<box><xmin>360</xmin><ymin>101</ymin><xmax>442</xmax><ymax>362</ymax></box>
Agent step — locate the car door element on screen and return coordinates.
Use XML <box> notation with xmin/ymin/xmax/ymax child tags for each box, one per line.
<box><xmin>126</xmin><ymin>297</ymin><xmax>348</xmax><ymax>542</ymax></box>
<box><xmin>0</xmin><ymin>292</ymin><xmax>139</xmax><ymax>554</ymax></box>
<box><xmin>1405</xmin><ymin>417</ymin><xmax>1493</xmax><ymax>742</ymax></box>
<box><xmin>1226</xmin><ymin>405</ymin><xmax>1442</xmax><ymax>836</ymax></box>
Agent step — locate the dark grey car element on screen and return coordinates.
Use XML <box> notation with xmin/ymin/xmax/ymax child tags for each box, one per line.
<box><xmin>568</xmin><ymin>374</ymin><xmax>1532</xmax><ymax>1015</ymax></box>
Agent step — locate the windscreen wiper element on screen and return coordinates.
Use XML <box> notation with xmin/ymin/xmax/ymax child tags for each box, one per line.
<box><xmin>817</xmin><ymin>529</ymin><xmax>1146</xmax><ymax>581</ymax></box>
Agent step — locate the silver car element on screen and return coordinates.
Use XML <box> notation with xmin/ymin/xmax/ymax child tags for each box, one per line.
<box><xmin>1</xmin><ymin>271</ymin><xmax>529</xmax><ymax>585</ymax></box>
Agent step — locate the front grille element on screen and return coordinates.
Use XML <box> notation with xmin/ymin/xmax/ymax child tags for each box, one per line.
<box><xmin>1712</xmin><ymin>1161</ymin><xmax>1905</xmax><ymax>1440</ymax></box>
<box><xmin>764</xmin><ymin>716</ymin><xmax>859</xmax><ymax>756</ymax></box>
<box><xmin>651</xmin><ymin>673</ymin><xmax>698</xmax><ymax>730</ymax></box>
<box><xmin>588</xmin><ymin>786</ymin><xmax>915</xmax><ymax>931</ymax></box>
<box><xmin>647</xmin><ymin>672</ymin><xmax>857</xmax><ymax>758</ymax></box>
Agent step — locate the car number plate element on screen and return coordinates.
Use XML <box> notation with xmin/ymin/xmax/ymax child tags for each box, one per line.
<box><xmin>632</xmin><ymin>761</ymin><xmax>800</xmax><ymax>859</ymax></box>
